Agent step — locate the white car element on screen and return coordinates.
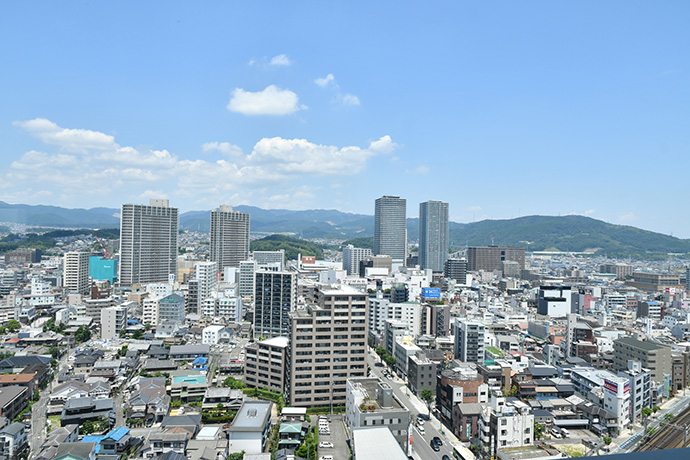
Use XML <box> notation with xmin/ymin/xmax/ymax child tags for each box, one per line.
<box><xmin>319</xmin><ymin>457</ymin><xmax>334</xmax><ymax>460</ymax></box>
<box><xmin>319</xmin><ymin>441</ymin><xmax>334</xmax><ymax>448</ymax></box>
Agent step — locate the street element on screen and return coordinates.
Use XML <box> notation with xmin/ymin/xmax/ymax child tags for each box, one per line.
<box><xmin>367</xmin><ymin>348</ymin><xmax>455</xmax><ymax>459</ymax></box>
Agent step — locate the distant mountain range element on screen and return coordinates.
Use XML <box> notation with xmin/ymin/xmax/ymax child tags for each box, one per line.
<box><xmin>0</xmin><ymin>201</ymin><xmax>688</xmax><ymax>259</ymax></box>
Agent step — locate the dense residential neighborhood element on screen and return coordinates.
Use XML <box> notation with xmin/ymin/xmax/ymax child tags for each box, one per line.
<box><xmin>0</xmin><ymin>198</ymin><xmax>689</xmax><ymax>460</ymax></box>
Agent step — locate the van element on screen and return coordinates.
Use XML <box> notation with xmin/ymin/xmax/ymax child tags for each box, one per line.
<box><xmin>550</xmin><ymin>428</ymin><xmax>562</xmax><ymax>438</ymax></box>
<box><xmin>418</xmin><ymin>426</ymin><xmax>425</xmax><ymax>435</ymax></box>
<box><xmin>560</xmin><ymin>428</ymin><xmax>570</xmax><ymax>438</ymax></box>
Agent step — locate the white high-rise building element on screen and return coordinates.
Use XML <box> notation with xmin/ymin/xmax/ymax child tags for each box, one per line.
<box><xmin>368</xmin><ymin>297</ymin><xmax>421</xmax><ymax>337</ymax></box>
<box><xmin>142</xmin><ymin>297</ymin><xmax>160</xmax><ymax>327</ymax></box>
<box><xmin>374</xmin><ymin>196</ymin><xmax>407</xmax><ymax>262</ymax></box>
<box><xmin>454</xmin><ymin>318</ymin><xmax>486</xmax><ymax>363</ymax></box>
<box><xmin>64</xmin><ymin>251</ymin><xmax>90</xmax><ymax>295</ymax></box>
<box><xmin>101</xmin><ymin>305</ymin><xmax>127</xmax><ymax>340</ymax></box>
<box><xmin>119</xmin><ymin>199</ymin><xmax>178</xmax><ymax>286</ymax></box>
<box><xmin>342</xmin><ymin>245</ymin><xmax>373</xmax><ymax>276</ymax></box>
<box><xmin>210</xmin><ymin>205</ymin><xmax>250</xmax><ymax>270</ymax></box>
<box><xmin>239</xmin><ymin>260</ymin><xmax>258</xmax><ymax>301</ymax></box>
<box><xmin>194</xmin><ymin>261</ymin><xmax>218</xmax><ymax>316</ymax></box>
<box><xmin>418</xmin><ymin>201</ymin><xmax>449</xmax><ymax>272</ymax></box>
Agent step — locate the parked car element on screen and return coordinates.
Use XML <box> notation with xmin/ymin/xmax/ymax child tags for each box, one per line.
<box><xmin>319</xmin><ymin>441</ymin><xmax>334</xmax><ymax>448</ymax></box>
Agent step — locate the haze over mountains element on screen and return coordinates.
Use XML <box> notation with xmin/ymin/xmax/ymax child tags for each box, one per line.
<box><xmin>0</xmin><ymin>201</ymin><xmax>688</xmax><ymax>259</ymax></box>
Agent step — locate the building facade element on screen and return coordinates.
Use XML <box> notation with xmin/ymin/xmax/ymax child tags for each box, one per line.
<box><xmin>287</xmin><ymin>285</ymin><xmax>368</xmax><ymax>408</ymax></box>
<box><xmin>210</xmin><ymin>205</ymin><xmax>250</xmax><ymax>271</ymax></box>
<box><xmin>466</xmin><ymin>246</ymin><xmax>525</xmax><ymax>272</ymax></box>
<box><xmin>418</xmin><ymin>200</ymin><xmax>449</xmax><ymax>272</ymax></box>
<box><xmin>254</xmin><ymin>271</ymin><xmax>296</xmax><ymax>338</ymax></box>
<box><xmin>64</xmin><ymin>251</ymin><xmax>90</xmax><ymax>295</ymax></box>
<box><xmin>119</xmin><ymin>199</ymin><xmax>179</xmax><ymax>286</ymax></box>
<box><xmin>374</xmin><ymin>195</ymin><xmax>407</xmax><ymax>261</ymax></box>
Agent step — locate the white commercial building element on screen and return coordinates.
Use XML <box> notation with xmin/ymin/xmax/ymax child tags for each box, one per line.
<box><xmin>202</xmin><ymin>325</ymin><xmax>225</xmax><ymax>345</ymax></box>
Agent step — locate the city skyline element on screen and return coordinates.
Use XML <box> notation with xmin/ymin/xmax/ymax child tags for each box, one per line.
<box><xmin>1</xmin><ymin>2</ymin><xmax>688</xmax><ymax>237</ymax></box>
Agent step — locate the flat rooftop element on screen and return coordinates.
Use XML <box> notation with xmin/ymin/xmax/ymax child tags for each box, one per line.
<box><xmin>352</xmin><ymin>427</ymin><xmax>407</xmax><ymax>460</ymax></box>
<box><xmin>497</xmin><ymin>444</ymin><xmax>564</xmax><ymax>460</ymax></box>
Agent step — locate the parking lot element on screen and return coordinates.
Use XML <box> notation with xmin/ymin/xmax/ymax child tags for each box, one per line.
<box><xmin>315</xmin><ymin>414</ymin><xmax>349</xmax><ymax>460</ymax></box>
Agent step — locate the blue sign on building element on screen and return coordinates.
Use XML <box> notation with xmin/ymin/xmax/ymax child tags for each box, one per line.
<box><xmin>421</xmin><ymin>288</ymin><xmax>441</xmax><ymax>299</ymax></box>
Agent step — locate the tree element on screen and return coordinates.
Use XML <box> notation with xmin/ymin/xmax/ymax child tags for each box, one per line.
<box><xmin>6</xmin><ymin>320</ymin><xmax>20</xmax><ymax>332</ymax></box>
<box><xmin>420</xmin><ymin>389</ymin><xmax>434</xmax><ymax>416</ymax></box>
<box><xmin>642</xmin><ymin>407</ymin><xmax>653</xmax><ymax>418</ymax></box>
<box><xmin>75</xmin><ymin>325</ymin><xmax>91</xmax><ymax>343</ymax></box>
<box><xmin>132</xmin><ymin>329</ymin><xmax>144</xmax><ymax>340</ymax></box>
<box><xmin>653</xmin><ymin>405</ymin><xmax>660</xmax><ymax>413</ymax></box>
<box><xmin>48</xmin><ymin>346</ymin><xmax>60</xmax><ymax>359</ymax></box>
<box><xmin>603</xmin><ymin>436</ymin><xmax>612</xmax><ymax>446</ymax></box>
<box><xmin>534</xmin><ymin>423</ymin><xmax>545</xmax><ymax>440</ymax></box>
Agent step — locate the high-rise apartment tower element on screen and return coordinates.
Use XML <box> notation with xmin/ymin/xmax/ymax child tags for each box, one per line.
<box><xmin>119</xmin><ymin>199</ymin><xmax>178</xmax><ymax>286</ymax></box>
<box><xmin>64</xmin><ymin>251</ymin><xmax>90</xmax><ymax>295</ymax></box>
<box><xmin>210</xmin><ymin>205</ymin><xmax>250</xmax><ymax>270</ymax></box>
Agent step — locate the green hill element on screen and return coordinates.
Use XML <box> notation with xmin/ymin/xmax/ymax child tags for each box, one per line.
<box><xmin>250</xmin><ymin>234</ymin><xmax>324</xmax><ymax>261</ymax></box>
<box><xmin>448</xmin><ymin>215</ymin><xmax>690</xmax><ymax>259</ymax></box>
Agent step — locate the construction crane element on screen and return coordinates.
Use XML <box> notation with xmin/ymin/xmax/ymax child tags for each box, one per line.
<box><xmin>94</xmin><ymin>235</ymin><xmax>108</xmax><ymax>258</ymax></box>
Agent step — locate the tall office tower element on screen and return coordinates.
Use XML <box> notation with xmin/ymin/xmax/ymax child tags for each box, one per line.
<box><xmin>374</xmin><ymin>195</ymin><xmax>407</xmax><ymax>261</ymax></box>
<box><xmin>466</xmin><ymin>246</ymin><xmax>525</xmax><ymax>272</ymax></box>
<box><xmin>418</xmin><ymin>201</ymin><xmax>449</xmax><ymax>272</ymax></box>
<box><xmin>453</xmin><ymin>318</ymin><xmax>486</xmax><ymax>363</ymax></box>
<box><xmin>253</xmin><ymin>271</ymin><xmax>296</xmax><ymax>338</ymax></box>
<box><xmin>210</xmin><ymin>205</ymin><xmax>250</xmax><ymax>270</ymax></box>
<box><xmin>342</xmin><ymin>245</ymin><xmax>373</xmax><ymax>276</ymax></box>
<box><xmin>193</xmin><ymin>261</ymin><xmax>218</xmax><ymax>316</ymax></box>
<box><xmin>287</xmin><ymin>285</ymin><xmax>368</xmax><ymax>408</ymax></box>
<box><xmin>64</xmin><ymin>251</ymin><xmax>90</xmax><ymax>295</ymax></box>
<box><xmin>119</xmin><ymin>199</ymin><xmax>178</xmax><ymax>286</ymax></box>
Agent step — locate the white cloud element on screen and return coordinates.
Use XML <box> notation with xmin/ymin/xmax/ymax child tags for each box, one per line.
<box><xmin>227</xmin><ymin>85</ymin><xmax>302</xmax><ymax>116</ymax></box>
<box><xmin>414</xmin><ymin>165</ymin><xmax>430</xmax><ymax>175</ymax></box>
<box><xmin>315</xmin><ymin>73</ymin><xmax>335</xmax><ymax>87</ymax></box>
<box><xmin>314</xmin><ymin>74</ymin><xmax>360</xmax><ymax>107</ymax></box>
<box><xmin>13</xmin><ymin>118</ymin><xmax>116</xmax><ymax>153</ymax></box>
<box><xmin>368</xmin><ymin>135</ymin><xmax>396</xmax><ymax>154</ymax></box>
<box><xmin>340</xmin><ymin>94</ymin><xmax>360</xmax><ymax>106</ymax></box>
<box><xmin>246</xmin><ymin>135</ymin><xmax>394</xmax><ymax>175</ymax></box>
<box><xmin>5</xmin><ymin>118</ymin><xmax>394</xmax><ymax>209</ymax></box>
<box><xmin>201</xmin><ymin>142</ymin><xmax>243</xmax><ymax>157</ymax></box>
<box><xmin>269</xmin><ymin>54</ymin><xmax>291</xmax><ymax>66</ymax></box>
<box><xmin>249</xmin><ymin>54</ymin><xmax>293</xmax><ymax>67</ymax></box>
<box><xmin>618</xmin><ymin>212</ymin><xmax>637</xmax><ymax>222</ymax></box>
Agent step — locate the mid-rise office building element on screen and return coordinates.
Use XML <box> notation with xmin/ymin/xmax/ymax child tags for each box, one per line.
<box><xmin>466</xmin><ymin>246</ymin><xmax>525</xmax><ymax>272</ymax></box>
<box><xmin>252</xmin><ymin>250</ymin><xmax>285</xmax><ymax>271</ymax></box>
<box><xmin>342</xmin><ymin>245</ymin><xmax>373</xmax><ymax>276</ymax></box>
<box><xmin>210</xmin><ymin>205</ymin><xmax>250</xmax><ymax>270</ymax></box>
<box><xmin>345</xmin><ymin>377</ymin><xmax>410</xmax><ymax>449</ymax></box>
<box><xmin>253</xmin><ymin>271</ymin><xmax>296</xmax><ymax>338</ymax></box>
<box><xmin>119</xmin><ymin>199</ymin><xmax>178</xmax><ymax>286</ymax></box>
<box><xmin>613</xmin><ymin>337</ymin><xmax>672</xmax><ymax>387</ymax></box>
<box><xmin>537</xmin><ymin>285</ymin><xmax>573</xmax><ymax>317</ymax></box>
<box><xmin>287</xmin><ymin>285</ymin><xmax>368</xmax><ymax>408</ymax></box>
<box><xmin>63</xmin><ymin>251</ymin><xmax>90</xmax><ymax>295</ymax></box>
<box><xmin>374</xmin><ymin>195</ymin><xmax>406</xmax><ymax>261</ymax></box>
<box><xmin>101</xmin><ymin>305</ymin><xmax>127</xmax><ymax>340</ymax></box>
<box><xmin>454</xmin><ymin>318</ymin><xmax>486</xmax><ymax>364</ymax></box>
<box><xmin>418</xmin><ymin>200</ymin><xmax>449</xmax><ymax>272</ymax></box>
<box><xmin>444</xmin><ymin>258</ymin><xmax>467</xmax><ymax>284</ymax></box>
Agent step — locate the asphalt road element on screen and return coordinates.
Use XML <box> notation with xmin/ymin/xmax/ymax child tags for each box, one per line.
<box><xmin>30</xmin><ymin>350</ymin><xmax>71</xmax><ymax>456</ymax></box>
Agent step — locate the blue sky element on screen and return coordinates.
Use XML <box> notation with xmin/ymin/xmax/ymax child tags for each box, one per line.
<box><xmin>1</xmin><ymin>2</ymin><xmax>688</xmax><ymax>236</ymax></box>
